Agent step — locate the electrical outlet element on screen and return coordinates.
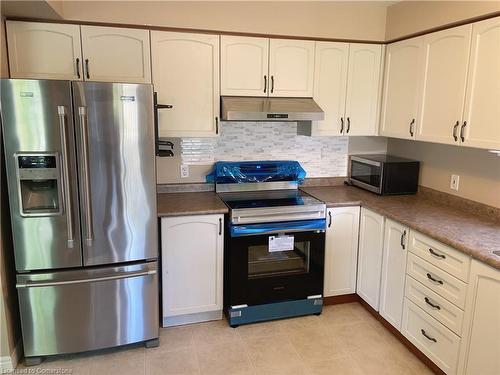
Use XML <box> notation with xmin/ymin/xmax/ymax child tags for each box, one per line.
<box><xmin>180</xmin><ymin>164</ymin><xmax>189</xmax><ymax>178</ymax></box>
<box><xmin>450</xmin><ymin>174</ymin><xmax>460</xmax><ymax>191</ymax></box>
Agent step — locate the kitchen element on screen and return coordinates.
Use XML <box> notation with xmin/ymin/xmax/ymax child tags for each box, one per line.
<box><xmin>0</xmin><ymin>1</ymin><xmax>499</xmax><ymax>374</ymax></box>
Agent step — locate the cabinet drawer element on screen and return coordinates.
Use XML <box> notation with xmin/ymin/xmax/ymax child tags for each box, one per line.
<box><xmin>407</xmin><ymin>253</ymin><xmax>467</xmax><ymax>309</ymax></box>
<box><xmin>405</xmin><ymin>275</ymin><xmax>464</xmax><ymax>336</ymax></box>
<box><xmin>402</xmin><ymin>298</ymin><xmax>460</xmax><ymax>375</ymax></box>
<box><xmin>409</xmin><ymin>231</ymin><xmax>470</xmax><ymax>282</ymax></box>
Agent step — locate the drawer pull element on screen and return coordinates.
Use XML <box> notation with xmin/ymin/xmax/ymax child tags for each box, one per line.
<box><xmin>426</xmin><ymin>273</ymin><xmax>444</xmax><ymax>285</ymax></box>
<box><xmin>421</xmin><ymin>329</ymin><xmax>437</xmax><ymax>343</ymax></box>
<box><xmin>429</xmin><ymin>248</ymin><xmax>446</xmax><ymax>259</ymax></box>
<box><xmin>424</xmin><ymin>297</ymin><xmax>441</xmax><ymax>310</ymax></box>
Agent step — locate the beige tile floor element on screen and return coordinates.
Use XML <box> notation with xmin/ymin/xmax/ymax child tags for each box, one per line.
<box><xmin>17</xmin><ymin>303</ymin><xmax>435</xmax><ymax>375</ymax></box>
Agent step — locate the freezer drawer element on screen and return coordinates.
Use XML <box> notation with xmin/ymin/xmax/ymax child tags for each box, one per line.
<box><xmin>17</xmin><ymin>261</ymin><xmax>159</xmax><ymax>357</ymax></box>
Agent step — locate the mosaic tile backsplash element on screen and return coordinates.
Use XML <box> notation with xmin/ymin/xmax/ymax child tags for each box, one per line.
<box><xmin>181</xmin><ymin>122</ymin><xmax>348</xmax><ymax>178</ymax></box>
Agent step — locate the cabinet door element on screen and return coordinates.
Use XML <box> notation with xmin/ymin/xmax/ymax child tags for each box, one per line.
<box><xmin>151</xmin><ymin>31</ymin><xmax>219</xmax><ymax>137</ymax></box>
<box><xmin>220</xmin><ymin>36</ymin><xmax>269</xmax><ymax>96</ymax></box>
<box><xmin>268</xmin><ymin>39</ymin><xmax>315</xmax><ymax>97</ymax></box>
<box><xmin>417</xmin><ymin>25</ymin><xmax>472</xmax><ymax>145</ymax></box>
<box><xmin>311</xmin><ymin>42</ymin><xmax>349</xmax><ymax>136</ymax></box>
<box><xmin>324</xmin><ymin>207</ymin><xmax>360</xmax><ymax>297</ymax></box>
<box><xmin>380</xmin><ymin>37</ymin><xmax>424</xmax><ymax>140</ymax></box>
<box><xmin>344</xmin><ymin>44</ymin><xmax>382</xmax><ymax>136</ymax></box>
<box><xmin>161</xmin><ymin>215</ymin><xmax>224</xmax><ymax>319</ymax></box>
<box><xmin>379</xmin><ymin>219</ymin><xmax>408</xmax><ymax>330</ymax></box>
<box><xmin>6</xmin><ymin>21</ymin><xmax>82</xmax><ymax>80</ymax></box>
<box><xmin>458</xmin><ymin>260</ymin><xmax>500</xmax><ymax>375</ymax></box>
<box><xmin>462</xmin><ymin>17</ymin><xmax>500</xmax><ymax>149</ymax></box>
<box><xmin>356</xmin><ymin>208</ymin><xmax>385</xmax><ymax>310</ymax></box>
<box><xmin>80</xmin><ymin>26</ymin><xmax>151</xmax><ymax>83</ymax></box>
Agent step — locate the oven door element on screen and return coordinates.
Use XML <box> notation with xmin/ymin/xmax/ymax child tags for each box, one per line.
<box><xmin>350</xmin><ymin>157</ymin><xmax>383</xmax><ymax>194</ymax></box>
<box><xmin>227</xmin><ymin>220</ymin><xmax>325</xmax><ymax>307</ymax></box>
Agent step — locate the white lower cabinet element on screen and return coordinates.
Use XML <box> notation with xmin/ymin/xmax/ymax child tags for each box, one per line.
<box><xmin>457</xmin><ymin>260</ymin><xmax>500</xmax><ymax>375</ymax></box>
<box><xmin>379</xmin><ymin>219</ymin><xmax>409</xmax><ymax>330</ymax></box>
<box><xmin>402</xmin><ymin>298</ymin><xmax>461</xmax><ymax>374</ymax></box>
<box><xmin>161</xmin><ymin>214</ymin><xmax>224</xmax><ymax>326</ymax></box>
<box><xmin>323</xmin><ymin>207</ymin><xmax>360</xmax><ymax>297</ymax></box>
<box><xmin>356</xmin><ymin>208</ymin><xmax>384</xmax><ymax>310</ymax></box>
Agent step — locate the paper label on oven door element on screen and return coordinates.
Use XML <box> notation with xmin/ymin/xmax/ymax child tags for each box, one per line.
<box><xmin>268</xmin><ymin>235</ymin><xmax>294</xmax><ymax>252</ymax></box>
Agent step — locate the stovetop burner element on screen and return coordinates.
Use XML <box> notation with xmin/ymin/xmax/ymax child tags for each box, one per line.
<box><xmin>219</xmin><ymin>189</ymin><xmax>322</xmax><ymax>210</ymax></box>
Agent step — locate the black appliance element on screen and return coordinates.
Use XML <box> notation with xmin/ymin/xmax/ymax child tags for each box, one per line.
<box><xmin>210</xmin><ymin>161</ymin><xmax>326</xmax><ymax>327</ymax></box>
<box><xmin>349</xmin><ymin>154</ymin><xmax>420</xmax><ymax>195</ymax></box>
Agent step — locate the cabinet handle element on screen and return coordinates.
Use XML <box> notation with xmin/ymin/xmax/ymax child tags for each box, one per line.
<box><xmin>219</xmin><ymin>218</ymin><xmax>222</xmax><ymax>235</ymax></box>
<box><xmin>346</xmin><ymin>117</ymin><xmax>351</xmax><ymax>133</ymax></box>
<box><xmin>76</xmin><ymin>58</ymin><xmax>81</xmax><ymax>79</ymax></box>
<box><xmin>452</xmin><ymin>121</ymin><xmax>459</xmax><ymax>141</ymax></box>
<box><xmin>421</xmin><ymin>329</ymin><xmax>437</xmax><ymax>343</ymax></box>
<box><xmin>424</xmin><ymin>297</ymin><xmax>441</xmax><ymax>310</ymax></box>
<box><xmin>85</xmin><ymin>59</ymin><xmax>90</xmax><ymax>79</ymax></box>
<box><xmin>271</xmin><ymin>75</ymin><xmax>274</xmax><ymax>93</ymax></box>
<box><xmin>264</xmin><ymin>75</ymin><xmax>267</xmax><ymax>93</ymax></box>
<box><xmin>460</xmin><ymin>121</ymin><xmax>467</xmax><ymax>142</ymax></box>
<box><xmin>340</xmin><ymin>117</ymin><xmax>344</xmax><ymax>134</ymax></box>
<box><xmin>215</xmin><ymin>117</ymin><xmax>219</xmax><ymax>134</ymax></box>
<box><xmin>426</xmin><ymin>273</ymin><xmax>443</xmax><ymax>285</ymax></box>
<box><xmin>429</xmin><ymin>248</ymin><xmax>446</xmax><ymax>259</ymax></box>
<box><xmin>400</xmin><ymin>230</ymin><xmax>406</xmax><ymax>250</ymax></box>
<box><xmin>409</xmin><ymin>119</ymin><xmax>415</xmax><ymax>137</ymax></box>
<box><xmin>328</xmin><ymin>211</ymin><xmax>332</xmax><ymax>228</ymax></box>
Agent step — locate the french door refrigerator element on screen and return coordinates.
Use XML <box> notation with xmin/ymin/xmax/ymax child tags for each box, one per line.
<box><xmin>0</xmin><ymin>79</ymin><xmax>159</xmax><ymax>362</ymax></box>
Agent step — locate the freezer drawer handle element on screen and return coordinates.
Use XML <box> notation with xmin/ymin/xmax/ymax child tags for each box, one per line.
<box><xmin>78</xmin><ymin>107</ymin><xmax>94</xmax><ymax>246</ymax></box>
<box><xmin>16</xmin><ymin>270</ymin><xmax>157</xmax><ymax>288</ymax></box>
<box><xmin>58</xmin><ymin>106</ymin><xmax>75</xmax><ymax>248</ymax></box>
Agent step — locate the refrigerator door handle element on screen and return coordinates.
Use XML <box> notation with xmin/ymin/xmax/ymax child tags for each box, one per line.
<box><xmin>58</xmin><ymin>106</ymin><xmax>75</xmax><ymax>248</ymax></box>
<box><xmin>17</xmin><ymin>269</ymin><xmax>157</xmax><ymax>288</ymax></box>
<box><xmin>78</xmin><ymin>106</ymin><xmax>94</xmax><ymax>246</ymax></box>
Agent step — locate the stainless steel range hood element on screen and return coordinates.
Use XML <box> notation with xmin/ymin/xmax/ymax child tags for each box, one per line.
<box><xmin>221</xmin><ymin>96</ymin><xmax>324</xmax><ymax>122</ymax></box>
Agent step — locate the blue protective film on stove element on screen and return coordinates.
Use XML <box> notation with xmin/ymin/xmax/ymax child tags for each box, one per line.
<box><xmin>230</xmin><ymin>219</ymin><xmax>326</xmax><ymax>237</ymax></box>
<box><xmin>206</xmin><ymin>160</ymin><xmax>307</xmax><ymax>184</ymax></box>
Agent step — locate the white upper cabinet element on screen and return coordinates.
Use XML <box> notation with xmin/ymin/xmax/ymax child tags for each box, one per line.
<box><xmin>80</xmin><ymin>26</ymin><xmax>151</xmax><ymax>83</ymax></box>
<box><xmin>6</xmin><ymin>21</ymin><xmax>82</xmax><ymax>80</ymax></box>
<box><xmin>344</xmin><ymin>44</ymin><xmax>382</xmax><ymax>136</ymax></box>
<box><xmin>324</xmin><ymin>207</ymin><xmax>360</xmax><ymax>297</ymax></box>
<box><xmin>311</xmin><ymin>42</ymin><xmax>349</xmax><ymax>136</ymax></box>
<box><xmin>417</xmin><ymin>25</ymin><xmax>472</xmax><ymax>145</ymax></box>
<box><xmin>356</xmin><ymin>208</ymin><xmax>385</xmax><ymax>311</ymax></box>
<box><xmin>268</xmin><ymin>39</ymin><xmax>315</xmax><ymax>97</ymax></box>
<box><xmin>461</xmin><ymin>17</ymin><xmax>500</xmax><ymax>149</ymax></box>
<box><xmin>380</xmin><ymin>37</ymin><xmax>424</xmax><ymax>140</ymax></box>
<box><xmin>151</xmin><ymin>31</ymin><xmax>220</xmax><ymax>137</ymax></box>
<box><xmin>220</xmin><ymin>36</ymin><xmax>269</xmax><ymax>96</ymax></box>
<box><xmin>379</xmin><ymin>219</ymin><xmax>408</xmax><ymax>330</ymax></box>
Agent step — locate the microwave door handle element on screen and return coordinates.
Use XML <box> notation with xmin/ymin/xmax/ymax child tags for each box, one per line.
<box><xmin>58</xmin><ymin>106</ymin><xmax>74</xmax><ymax>248</ymax></box>
<box><xmin>78</xmin><ymin>107</ymin><xmax>94</xmax><ymax>247</ymax></box>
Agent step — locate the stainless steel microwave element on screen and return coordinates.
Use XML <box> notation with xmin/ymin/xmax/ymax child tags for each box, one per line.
<box><xmin>349</xmin><ymin>154</ymin><xmax>420</xmax><ymax>195</ymax></box>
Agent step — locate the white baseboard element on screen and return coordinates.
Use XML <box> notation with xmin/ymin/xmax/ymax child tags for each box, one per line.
<box><xmin>0</xmin><ymin>339</ymin><xmax>22</xmax><ymax>373</ymax></box>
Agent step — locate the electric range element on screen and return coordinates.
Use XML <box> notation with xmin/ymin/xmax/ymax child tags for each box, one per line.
<box><xmin>209</xmin><ymin>161</ymin><xmax>326</xmax><ymax>327</ymax></box>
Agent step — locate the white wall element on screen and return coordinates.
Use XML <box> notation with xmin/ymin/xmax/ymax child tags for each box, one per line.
<box><xmin>387</xmin><ymin>139</ymin><xmax>500</xmax><ymax>208</ymax></box>
<box><xmin>61</xmin><ymin>1</ymin><xmax>388</xmax><ymax>41</ymax></box>
<box><xmin>385</xmin><ymin>1</ymin><xmax>500</xmax><ymax>40</ymax></box>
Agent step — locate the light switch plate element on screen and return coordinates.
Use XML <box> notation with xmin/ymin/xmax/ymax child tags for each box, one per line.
<box><xmin>180</xmin><ymin>164</ymin><xmax>189</xmax><ymax>178</ymax></box>
<box><xmin>450</xmin><ymin>174</ymin><xmax>460</xmax><ymax>191</ymax></box>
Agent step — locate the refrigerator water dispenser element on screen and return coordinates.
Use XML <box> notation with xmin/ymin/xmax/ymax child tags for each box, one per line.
<box><xmin>16</xmin><ymin>154</ymin><xmax>62</xmax><ymax>216</ymax></box>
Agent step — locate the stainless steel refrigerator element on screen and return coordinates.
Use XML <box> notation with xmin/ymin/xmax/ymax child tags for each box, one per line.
<box><xmin>0</xmin><ymin>79</ymin><xmax>159</xmax><ymax>363</ymax></box>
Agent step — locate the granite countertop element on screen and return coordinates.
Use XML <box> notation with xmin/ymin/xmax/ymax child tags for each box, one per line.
<box><xmin>301</xmin><ymin>185</ymin><xmax>500</xmax><ymax>270</ymax></box>
<box><xmin>157</xmin><ymin>192</ymin><xmax>228</xmax><ymax>217</ymax></box>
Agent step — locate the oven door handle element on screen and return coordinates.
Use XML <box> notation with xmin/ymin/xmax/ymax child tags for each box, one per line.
<box><xmin>230</xmin><ymin>219</ymin><xmax>326</xmax><ymax>237</ymax></box>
